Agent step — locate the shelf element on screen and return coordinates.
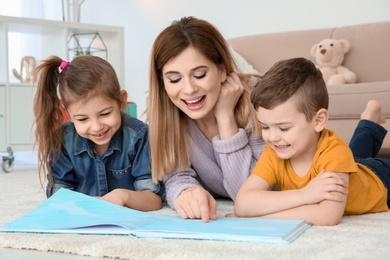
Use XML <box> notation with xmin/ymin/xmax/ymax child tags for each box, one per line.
<box><xmin>0</xmin><ymin>15</ymin><xmax>124</xmax><ymax>151</ymax></box>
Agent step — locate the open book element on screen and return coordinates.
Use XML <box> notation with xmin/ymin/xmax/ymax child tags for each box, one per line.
<box><xmin>0</xmin><ymin>188</ymin><xmax>311</xmax><ymax>244</ymax></box>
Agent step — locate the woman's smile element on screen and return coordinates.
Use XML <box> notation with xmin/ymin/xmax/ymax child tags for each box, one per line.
<box><xmin>163</xmin><ymin>47</ymin><xmax>226</xmax><ymax>120</ymax></box>
<box><xmin>182</xmin><ymin>95</ymin><xmax>206</xmax><ymax>110</ymax></box>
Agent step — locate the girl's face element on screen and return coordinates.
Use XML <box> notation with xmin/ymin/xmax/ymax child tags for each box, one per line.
<box><xmin>162</xmin><ymin>47</ymin><xmax>226</xmax><ymax>121</ymax></box>
<box><xmin>66</xmin><ymin>93</ymin><xmax>125</xmax><ymax>156</ymax></box>
<box><xmin>256</xmin><ymin>97</ymin><xmax>321</xmax><ymax>163</ymax></box>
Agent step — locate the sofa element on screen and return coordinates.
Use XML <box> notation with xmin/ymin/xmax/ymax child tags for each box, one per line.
<box><xmin>227</xmin><ymin>20</ymin><xmax>390</xmax><ymax>156</ymax></box>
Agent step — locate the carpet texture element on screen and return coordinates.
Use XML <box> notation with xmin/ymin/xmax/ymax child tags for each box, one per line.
<box><xmin>1</xmin><ymin>162</ymin><xmax>390</xmax><ymax>259</ymax></box>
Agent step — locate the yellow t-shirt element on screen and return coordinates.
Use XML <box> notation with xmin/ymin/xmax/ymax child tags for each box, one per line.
<box><xmin>252</xmin><ymin>129</ymin><xmax>389</xmax><ymax>215</ymax></box>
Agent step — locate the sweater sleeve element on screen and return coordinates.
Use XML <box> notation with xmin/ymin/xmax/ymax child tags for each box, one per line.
<box><xmin>212</xmin><ymin>128</ymin><xmax>265</xmax><ymax>200</ymax></box>
<box><xmin>163</xmin><ymin>165</ymin><xmax>202</xmax><ymax>209</ymax></box>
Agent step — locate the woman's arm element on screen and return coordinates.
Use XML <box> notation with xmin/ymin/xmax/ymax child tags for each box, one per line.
<box><xmin>235</xmin><ymin>172</ymin><xmax>349</xmax><ymax>226</ymax></box>
<box><xmin>214</xmin><ymin>73</ymin><xmax>244</xmax><ymax>139</ymax></box>
<box><xmin>213</xmin><ymin>129</ymin><xmax>265</xmax><ymax>200</ymax></box>
<box><xmin>164</xmin><ymin>167</ymin><xmax>217</xmax><ymax>222</ymax></box>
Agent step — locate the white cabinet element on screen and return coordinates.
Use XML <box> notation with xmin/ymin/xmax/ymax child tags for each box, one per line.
<box><xmin>0</xmin><ymin>86</ymin><xmax>5</xmax><ymax>150</ymax></box>
<box><xmin>0</xmin><ymin>15</ymin><xmax>124</xmax><ymax>151</ymax></box>
<box><xmin>9</xmin><ymin>85</ymin><xmax>36</xmax><ymax>149</ymax></box>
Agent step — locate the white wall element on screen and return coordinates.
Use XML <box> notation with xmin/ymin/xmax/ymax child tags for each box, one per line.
<box><xmin>2</xmin><ymin>0</ymin><xmax>390</xmax><ymax>120</ymax></box>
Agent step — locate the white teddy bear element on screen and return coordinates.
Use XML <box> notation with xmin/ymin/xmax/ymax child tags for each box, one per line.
<box><xmin>311</xmin><ymin>39</ymin><xmax>357</xmax><ymax>85</ymax></box>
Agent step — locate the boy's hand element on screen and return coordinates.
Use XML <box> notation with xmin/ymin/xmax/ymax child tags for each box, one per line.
<box><xmin>301</xmin><ymin>169</ymin><xmax>348</xmax><ymax>205</ymax></box>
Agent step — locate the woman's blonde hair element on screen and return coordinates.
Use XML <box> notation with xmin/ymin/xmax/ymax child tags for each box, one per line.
<box><xmin>147</xmin><ymin>16</ymin><xmax>261</xmax><ymax>182</ymax></box>
<box><xmin>33</xmin><ymin>55</ymin><xmax>122</xmax><ymax>184</ymax></box>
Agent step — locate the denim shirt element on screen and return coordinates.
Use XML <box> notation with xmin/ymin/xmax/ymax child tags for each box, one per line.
<box><xmin>47</xmin><ymin>112</ymin><xmax>164</xmax><ymax>198</ymax></box>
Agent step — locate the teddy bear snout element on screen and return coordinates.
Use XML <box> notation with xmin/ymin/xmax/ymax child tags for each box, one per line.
<box><xmin>320</xmin><ymin>49</ymin><xmax>327</xmax><ymax>55</ymax></box>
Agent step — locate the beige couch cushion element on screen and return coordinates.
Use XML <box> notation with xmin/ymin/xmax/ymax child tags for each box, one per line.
<box><xmin>332</xmin><ymin>21</ymin><xmax>390</xmax><ymax>83</ymax></box>
<box><xmin>228</xmin><ymin>21</ymin><xmax>390</xmax><ymax>84</ymax></box>
<box><xmin>227</xmin><ymin>21</ymin><xmax>390</xmax><ymax>156</ymax></box>
<box><xmin>327</xmin><ymin>81</ymin><xmax>390</xmax><ymax>156</ymax></box>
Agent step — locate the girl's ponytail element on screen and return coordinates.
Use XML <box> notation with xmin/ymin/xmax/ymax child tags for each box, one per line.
<box><xmin>33</xmin><ymin>56</ymin><xmax>65</xmax><ymax>184</ymax></box>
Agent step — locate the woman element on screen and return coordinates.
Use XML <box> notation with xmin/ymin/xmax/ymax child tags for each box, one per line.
<box><xmin>147</xmin><ymin>16</ymin><xmax>264</xmax><ymax>222</ymax></box>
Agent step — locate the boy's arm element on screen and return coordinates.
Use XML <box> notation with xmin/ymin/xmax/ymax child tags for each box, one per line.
<box><xmin>234</xmin><ymin>172</ymin><xmax>349</xmax><ymax>226</ymax></box>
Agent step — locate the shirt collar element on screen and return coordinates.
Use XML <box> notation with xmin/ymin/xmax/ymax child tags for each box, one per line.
<box><xmin>73</xmin><ymin>126</ymin><xmax>123</xmax><ymax>158</ymax></box>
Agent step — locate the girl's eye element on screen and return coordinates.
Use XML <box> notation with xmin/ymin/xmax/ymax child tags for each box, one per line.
<box><xmin>194</xmin><ymin>73</ymin><xmax>206</xmax><ymax>79</ymax></box>
<box><xmin>77</xmin><ymin>118</ymin><xmax>88</xmax><ymax>122</ymax></box>
<box><xmin>280</xmin><ymin>128</ymin><xmax>290</xmax><ymax>132</ymax></box>
<box><xmin>261</xmin><ymin>126</ymin><xmax>269</xmax><ymax>130</ymax></box>
<box><xmin>101</xmin><ymin>112</ymin><xmax>111</xmax><ymax>117</ymax></box>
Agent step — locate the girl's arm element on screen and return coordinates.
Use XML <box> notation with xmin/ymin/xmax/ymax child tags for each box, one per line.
<box><xmin>235</xmin><ymin>172</ymin><xmax>349</xmax><ymax>226</ymax></box>
<box><xmin>101</xmin><ymin>189</ymin><xmax>162</xmax><ymax>211</ymax></box>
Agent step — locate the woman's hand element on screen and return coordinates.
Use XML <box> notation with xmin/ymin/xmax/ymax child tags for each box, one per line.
<box><xmin>214</xmin><ymin>72</ymin><xmax>244</xmax><ymax>120</ymax></box>
<box><xmin>214</xmin><ymin>73</ymin><xmax>244</xmax><ymax>139</ymax></box>
<box><xmin>301</xmin><ymin>170</ymin><xmax>349</xmax><ymax>205</ymax></box>
<box><xmin>174</xmin><ymin>186</ymin><xmax>217</xmax><ymax>222</ymax></box>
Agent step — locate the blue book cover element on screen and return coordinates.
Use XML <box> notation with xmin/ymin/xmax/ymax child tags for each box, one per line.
<box><xmin>0</xmin><ymin>189</ymin><xmax>311</xmax><ymax>244</ymax></box>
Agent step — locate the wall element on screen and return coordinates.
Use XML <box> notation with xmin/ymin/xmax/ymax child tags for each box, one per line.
<box><xmin>1</xmin><ymin>0</ymin><xmax>390</xmax><ymax>120</ymax></box>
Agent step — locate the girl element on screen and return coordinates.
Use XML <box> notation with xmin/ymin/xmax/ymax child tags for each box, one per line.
<box><xmin>147</xmin><ymin>16</ymin><xmax>264</xmax><ymax>222</ymax></box>
<box><xmin>33</xmin><ymin>55</ymin><xmax>163</xmax><ymax>211</ymax></box>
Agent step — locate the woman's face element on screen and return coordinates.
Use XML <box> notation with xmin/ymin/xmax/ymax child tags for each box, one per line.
<box><xmin>162</xmin><ymin>47</ymin><xmax>226</xmax><ymax>121</ymax></box>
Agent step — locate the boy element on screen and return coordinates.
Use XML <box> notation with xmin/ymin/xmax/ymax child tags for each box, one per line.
<box><xmin>234</xmin><ymin>57</ymin><xmax>390</xmax><ymax>226</ymax></box>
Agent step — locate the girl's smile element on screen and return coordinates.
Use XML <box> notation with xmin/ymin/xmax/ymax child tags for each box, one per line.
<box><xmin>67</xmin><ymin>95</ymin><xmax>123</xmax><ymax>156</ymax></box>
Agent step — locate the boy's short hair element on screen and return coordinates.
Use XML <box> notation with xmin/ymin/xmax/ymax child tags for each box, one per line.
<box><xmin>251</xmin><ymin>57</ymin><xmax>329</xmax><ymax>122</ymax></box>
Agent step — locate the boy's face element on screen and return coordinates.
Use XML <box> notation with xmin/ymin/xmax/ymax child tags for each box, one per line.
<box><xmin>256</xmin><ymin>98</ymin><xmax>321</xmax><ymax>162</ymax></box>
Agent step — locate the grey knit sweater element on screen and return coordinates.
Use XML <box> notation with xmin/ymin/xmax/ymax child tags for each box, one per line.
<box><xmin>163</xmin><ymin>119</ymin><xmax>265</xmax><ymax>208</ymax></box>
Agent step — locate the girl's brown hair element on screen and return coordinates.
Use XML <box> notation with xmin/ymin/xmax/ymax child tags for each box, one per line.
<box><xmin>147</xmin><ymin>16</ymin><xmax>261</xmax><ymax>182</ymax></box>
<box><xmin>33</xmin><ymin>55</ymin><xmax>122</xmax><ymax>184</ymax></box>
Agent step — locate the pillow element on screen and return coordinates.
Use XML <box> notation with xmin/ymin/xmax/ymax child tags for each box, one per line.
<box><xmin>230</xmin><ymin>47</ymin><xmax>261</xmax><ymax>74</ymax></box>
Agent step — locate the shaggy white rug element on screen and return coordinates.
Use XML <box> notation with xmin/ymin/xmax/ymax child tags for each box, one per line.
<box><xmin>1</xmin><ymin>157</ymin><xmax>390</xmax><ymax>260</ymax></box>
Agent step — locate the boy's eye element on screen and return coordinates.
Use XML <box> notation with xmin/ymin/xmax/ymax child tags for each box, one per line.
<box><xmin>280</xmin><ymin>127</ymin><xmax>290</xmax><ymax>132</ymax></box>
<box><xmin>77</xmin><ymin>118</ymin><xmax>88</xmax><ymax>122</ymax></box>
<box><xmin>101</xmin><ymin>112</ymin><xmax>111</xmax><ymax>117</ymax></box>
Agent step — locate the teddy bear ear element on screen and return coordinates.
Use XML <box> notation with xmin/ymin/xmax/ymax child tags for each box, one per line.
<box><xmin>310</xmin><ymin>44</ymin><xmax>318</xmax><ymax>57</ymax></box>
<box><xmin>339</xmin><ymin>39</ymin><xmax>351</xmax><ymax>53</ymax></box>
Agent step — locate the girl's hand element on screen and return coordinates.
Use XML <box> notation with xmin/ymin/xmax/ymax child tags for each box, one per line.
<box><xmin>301</xmin><ymin>170</ymin><xmax>348</xmax><ymax>205</ymax></box>
<box><xmin>174</xmin><ymin>186</ymin><xmax>217</xmax><ymax>223</ymax></box>
<box><xmin>101</xmin><ymin>189</ymin><xmax>127</xmax><ymax>206</ymax></box>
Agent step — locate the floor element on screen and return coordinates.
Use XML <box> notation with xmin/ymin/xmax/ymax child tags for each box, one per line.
<box><xmin>0</xmin><ymin>248</ymin><xmax>103</xmax><ymax>259</ymax></box>
<box><xmin>1</xmin><ymin>151</ymin><xmax>104</xmax><ymax>259</ymax></box>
